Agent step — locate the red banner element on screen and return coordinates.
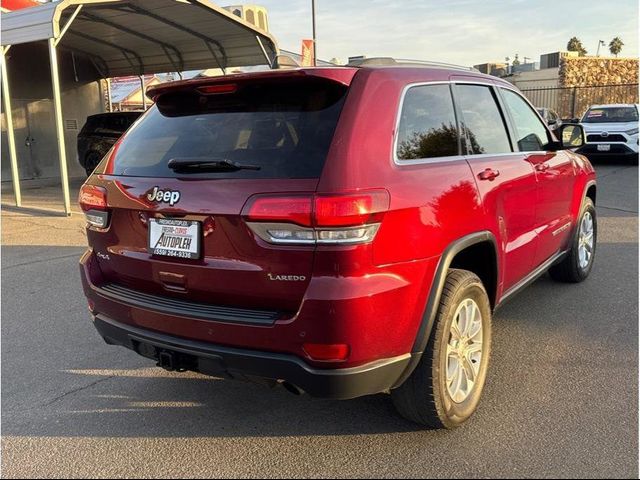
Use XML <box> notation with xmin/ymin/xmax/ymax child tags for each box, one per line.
<box><xmin>301</xmin><ymin>39</ymin><xmax>315</xmax><ymax>67</ymax></box>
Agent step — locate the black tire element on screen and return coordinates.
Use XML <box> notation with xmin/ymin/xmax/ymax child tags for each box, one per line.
<box><xmin>84</xmin><ymin>151</ymin><xmax>102</xmax><ymax>177</ymax></box>
<box><xmin>391</xmin><ymin>269</ymin><xmax>492</xmax><ymax>429</ymax></box>
<box><xmin>549</xmin><ymin>197</ymin><xmax>596</xmax><ymax>283</ymax></box>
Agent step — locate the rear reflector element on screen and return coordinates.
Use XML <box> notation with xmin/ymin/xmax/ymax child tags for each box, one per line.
<box><xmin>197</xmin><ymin>83</ymin><xmax>238</xmax><ymax>95</ymax></box>
<box><xmin>303</xmin><ymin>343</ymin><xmax>350</xmax><ymax>362</ymax></box>
<box><xmin>78</xmin><ymin>184</ymin><xmax>107</xmax><ymax>211</ymax></box>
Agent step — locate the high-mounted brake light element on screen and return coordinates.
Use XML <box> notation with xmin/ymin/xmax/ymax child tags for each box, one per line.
<box><xmin>243</xmin><ymin>190</ymin><xmax>389</xmax><ymax>245</ymax></box>
<box><xmin>197</xmin><ymin>83</ymin><xmax>238</xmax><ymax>95</ymax></box>
<box><xmin>78</xmin><ymin>184</ymin><xmax>109</xmax><ymax>228</ymax></box>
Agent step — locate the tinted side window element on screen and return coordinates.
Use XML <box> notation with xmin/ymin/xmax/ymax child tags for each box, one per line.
<box><xmin>396</xmin><ymin>84</ymin><xmax>459</xmax><ymax>160</ymax></box>
<box><xmin>455</xmin><ymin>85</ymin><xmax>511</xmax><ymax>155</ymax></box>
<box><xmin>501</xmin><ymin>89</ymin><xmax>551</xmax><ymax>151</ymax></box>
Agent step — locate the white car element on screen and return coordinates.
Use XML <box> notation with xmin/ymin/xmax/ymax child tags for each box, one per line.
<box><xmin>577</xmin><ymin>104</ymin><xmax>639</xmax><ymax>162</ymax></box>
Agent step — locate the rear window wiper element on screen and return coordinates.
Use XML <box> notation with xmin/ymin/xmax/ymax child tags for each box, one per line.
<box><xmin>167</xmin><ymin>157</ymin><xmax>261</xmax><ymax>172</ymax></box>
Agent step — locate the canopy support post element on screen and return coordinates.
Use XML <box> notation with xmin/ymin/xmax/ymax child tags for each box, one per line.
<box><xmin>55</xmin><ymin>5</ymin><xmax>83</xmax><ymax>46</ymax></box>
<box><xmin>139</xmin><ymin>75</ymin><xmax>147</xmax><ymax>110</ymax></box>
<box><xmin>48</xmin><ymin>38</ymin><xmax>71</xmax><ymax>216</ymax></box>
<box><xmin>106</xmin><ymin>78</ymin><xmax>112</xmax><ymax>112</ymax></box>
<box><xmin>256</xmin><ymin>35</ymin><xmax>273</xmax><ymax>68</ymax></box>
<box><xmin>1</xmin><ymin>45</ymin><xmax>21</xmax><ymax>207</ymax></box>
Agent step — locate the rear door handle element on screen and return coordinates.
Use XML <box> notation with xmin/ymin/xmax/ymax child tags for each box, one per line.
<box><xmin>478</xmin><ymin>168</ymin><xmax>500</xmax><ymax>181</ymax></box>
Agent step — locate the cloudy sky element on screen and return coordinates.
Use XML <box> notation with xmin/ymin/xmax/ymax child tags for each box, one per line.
<box><xmin>256</xmin><ymin>0</ymin><xmax>639</xmax><ymax>66</ymax></box>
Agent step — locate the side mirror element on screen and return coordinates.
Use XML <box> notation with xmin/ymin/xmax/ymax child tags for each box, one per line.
<box><xmin>547</xmin><ymin>118</ymin><xmax>558</xmax><ymax>126</ymax></box>
<box><xmin>558</xmin><ymin>123</ymin><xmax>585</xmax><ymax>149</ymax></box>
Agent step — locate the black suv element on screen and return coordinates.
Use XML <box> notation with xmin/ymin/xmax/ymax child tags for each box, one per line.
<box><xmin>77</xmin><ymin>112</ymin><xmax>142</xmax><ymax>176</ymax></box>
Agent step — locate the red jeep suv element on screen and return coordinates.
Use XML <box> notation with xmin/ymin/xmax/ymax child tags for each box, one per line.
<box><xmin>79</xmin><ymin>61</ymin><xmax>596</xmax><ymax>428</ymax></box>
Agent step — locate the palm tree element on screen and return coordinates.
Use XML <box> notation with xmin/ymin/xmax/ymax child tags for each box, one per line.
<box><xmin>609</xmin><ymin>37</ymin><xmax>624</xmax><ymax>57</ymax></box>
<box><xmin>567</xmin><ymin>37</ymin><xmax>587</xmax><ymax>56</ymax></box>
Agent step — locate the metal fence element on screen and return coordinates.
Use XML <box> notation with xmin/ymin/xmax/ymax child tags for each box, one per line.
<box><xmin>520</xmin><ymin>84</ymin><xmax>639</xmax><ymax>120</ymax></box>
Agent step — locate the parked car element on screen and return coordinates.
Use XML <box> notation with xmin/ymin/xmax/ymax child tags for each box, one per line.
<box><xmin>576</xmin><ymin>104</ymin><xmax>639</xmax><ymax>163</ymax></box>
<box><xmin>536</xmin><ymin>107</ymin><xmax>562</xmax><ymax>131</ymax></box>
<box><xmin>78</xmin><ymin>62</ymin><xmax>596</xmax><ymax>429</ymax></box>
<box><xmin>77</xmin><ymin>111</ymin><xmax>143</xmax><ymax>176</ymax></box>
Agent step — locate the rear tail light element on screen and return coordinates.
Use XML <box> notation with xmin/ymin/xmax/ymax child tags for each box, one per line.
<box><xmin>79</xmin><ymin>184</ymin><xmax>107</xmax><ymax>211</ymax></box>
<box><xmin>303</xmin><ymin>343</ymin><xmax>350</xmax><ymax>362</ymax></box>
<box><xmin>314</xmin><ymin>192</ymin><xmax>388</xmax><ymax>226</ymax></box>
<box><xmin>78</xmin><ymin>184</ymin><xmax>109</xmax><ymax>228</ymax></box>
<box><xmin>243</xmin><ymin>190</ymin><xmax>389</xmax><ymax>245</ymax></box>
<box><xmin>246</xmin><ymin>195</ymin><xmax>312</xmax><ymax>226</ymax></box>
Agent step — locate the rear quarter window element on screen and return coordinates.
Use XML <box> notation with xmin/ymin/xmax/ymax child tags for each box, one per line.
<box><xmin>106</xmin><ymin>78</ymin><xmax>348</xmax><ymax>179</ymax></box>
<box><xmin>395</xmin><ymin>84</ymin><xmax>460</xmax><ymax>161</ymax></box>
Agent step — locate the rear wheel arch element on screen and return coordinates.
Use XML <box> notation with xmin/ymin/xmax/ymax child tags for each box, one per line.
<box><xmin>449</xmin><ymin>241</ymin><xmax>498</xmax><ymax>309</ymax></box>
<box><xmin>393</xmin><ymin>231</ymin><xmax>498</xmax><ymax>388</ymax></box>
<box><xmin>586</xmin><ymin>183</ymin><xmax>596</xmax><ymax>205</ymax></box>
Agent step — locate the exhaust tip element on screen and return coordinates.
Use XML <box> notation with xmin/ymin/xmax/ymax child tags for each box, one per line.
<box><xmin>281</xmin><ymin>381</ymin><xmax>304</xmax><ymax>396</ymax></box>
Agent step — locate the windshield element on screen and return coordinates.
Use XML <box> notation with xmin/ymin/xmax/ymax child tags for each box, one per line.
<box><xmin>104</xmin><ymin>78</ymin><xmax>348</xmax><ymax>179</ymax></box>
<box><xmin>581</xmin><ymin>106</ymin><xmax>638</xmax><ymax>123</ymax></box>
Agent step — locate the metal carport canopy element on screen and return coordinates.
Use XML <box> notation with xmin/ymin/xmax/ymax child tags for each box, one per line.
<box><xmin>1</xmin><ymin>0</ymin><xmax>279</xmax><ymax>215</ymax></box>
<box><xmin>1</xmin><ymin>0</ymin><xmax>279</xmax><ymax>75</ymax></box>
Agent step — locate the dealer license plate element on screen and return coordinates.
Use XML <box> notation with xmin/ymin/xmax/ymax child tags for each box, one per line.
<box><xmin>597</xmin><ymin>144</ymin><xmax>611</xmax><ymax>152</ymax></box>
<box><xmin>148</xmin><ymin>218</ymin><xmax>201</xmax><ymax>259</ymax></box>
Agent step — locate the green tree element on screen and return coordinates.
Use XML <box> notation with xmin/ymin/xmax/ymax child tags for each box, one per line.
<box><xmin>609</xmin><ymin>37</ymin><xmax>624</xmax><ymax>57</ymax></box>
<box><xmin>567</xmin><ymin>37</ymin><xmax>587</xmax><ymax>56</ymax></box>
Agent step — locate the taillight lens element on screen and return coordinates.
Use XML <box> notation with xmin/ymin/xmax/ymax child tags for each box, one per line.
<box><xmin>315</xmin><ymin>191</ymin><xmax>389</xmax><ymax>227</ymax></box>
<box><xmin>246</xmin><ymin>195</ymin><xmax>313</xmax><ymax>227</ymax></box>
<box><xmin>79</xmin><ymin>184</ymin><xmax>107</xmax><ymax>211</ymax></box>
<box><xmin>243</xmin><ymin>190</ymin><xmax>389</xmax><ymax>245</ymax></box>
<box><xmin>78</xmin><ymin>184</ymin><xmax>109</xmax><ymax>228</ymax></box>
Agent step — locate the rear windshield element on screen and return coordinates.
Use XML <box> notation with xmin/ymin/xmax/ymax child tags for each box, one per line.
<box><xmin>581</xmin><ymin>106</ymin><xmax>638</xmax><ymax>123</ymax></box>
<box><xmin>106</xmin><ymin>78</ymin><xmax>348</xmax><ymax>179</ymax></box>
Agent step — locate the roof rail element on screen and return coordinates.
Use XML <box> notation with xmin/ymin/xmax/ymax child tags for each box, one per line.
<box><xmin>346</xmin><ymin>57</ymin><xmax>478</xmax><ymax>72</ymax></box>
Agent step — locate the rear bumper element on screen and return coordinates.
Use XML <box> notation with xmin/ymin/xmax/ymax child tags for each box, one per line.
<box><xmin>93</xmin><ymin>314</ymin><xmax>411</xmax><ymax>400</ymax></box>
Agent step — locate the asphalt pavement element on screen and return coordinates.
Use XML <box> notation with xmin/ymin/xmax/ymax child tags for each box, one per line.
<box><xmin>1</xmin><ymin>163</ymin><xmax>638</xmax><ymax>478</ymax></box>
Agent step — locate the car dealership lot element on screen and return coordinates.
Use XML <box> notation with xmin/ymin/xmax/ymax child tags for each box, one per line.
<box><xmin>1</xmin><ymin>163</ymin><xmax>638</xmax><ymax>478</ymax></box>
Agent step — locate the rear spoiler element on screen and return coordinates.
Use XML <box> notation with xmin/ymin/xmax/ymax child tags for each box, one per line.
<box><xmin>147</xmin><ymin>68</ymin><xmax>358</xmax><ymax>102</ymax></box>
